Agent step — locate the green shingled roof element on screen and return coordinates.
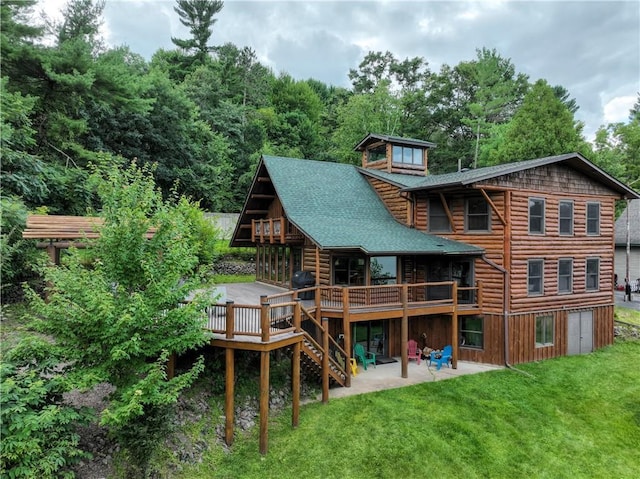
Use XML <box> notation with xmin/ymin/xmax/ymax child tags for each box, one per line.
<box><xmin>362</xmin><ymin>152</ymin><xmax>640</xmax><ymax>199</ymax></box>
<box><xmin>262</xmin><ymin>155</ymin><xmax>482</xmax><ymax>255</ymax></box>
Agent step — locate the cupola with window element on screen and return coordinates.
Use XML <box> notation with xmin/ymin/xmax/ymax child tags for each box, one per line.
<box><xmin>354</xmin><ymin>133</ymin><xmax>435</xmax><ymax>176</ymax></box>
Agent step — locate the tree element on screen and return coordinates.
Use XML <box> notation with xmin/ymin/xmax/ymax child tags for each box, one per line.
<box><xmin>592</xmin><ymin>94</ymin><xmax>640</xmax><ymax>188</ymax></box>
<box><xmin>26</xmin><ymin>162</ymin><xmax>213</xmax><ymax>474</ymax></box>
<box><xmin>331</xmin><ymin>81</ymin><xmax>402</xmax><ymax>164</ymax></box>
<box><xmin>480</xmin><ymin>79</ymin><xmax>589</xmax><ymax>165</ymax></box>
<box><xmin>55</xmin><ymin>0</ymin><xmax>105</xmax><ymax>52</ymax></box>
<box><xmin>460</xmin><ymin>48</ymin><xmax>529</xmax><ymax>168</ymax></box>
<box><xmin>171</xmin><ymin>0</ymin><xmax>224</xmax><ymax>66</ymax></box>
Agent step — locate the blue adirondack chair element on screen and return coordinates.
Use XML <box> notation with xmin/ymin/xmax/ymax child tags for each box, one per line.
<box><xmin>429</xmin><ymin>345</ymin><xmax>452</xmax><ymax>370</ymax></box>
<box><xmin>354</xmin><ymin>343</ymin><xmax>376</xmax><ymax>370</ymax></box>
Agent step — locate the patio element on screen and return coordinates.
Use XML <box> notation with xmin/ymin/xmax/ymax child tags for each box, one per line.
<box><xmin>322</xmin><ymin>359</ymin><xmax>503</xmax><ymax>400</ymax></box>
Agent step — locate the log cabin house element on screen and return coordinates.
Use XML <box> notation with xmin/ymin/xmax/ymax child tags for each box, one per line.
<box><xmin>22</xmin><ymin>134</ymin><xmax>639</xmax><ymax>454</ymax></box>
<box><xmin>231</xmin><ymin>133</ymin><xmax>639</xmax><ymax>373</ymax></box>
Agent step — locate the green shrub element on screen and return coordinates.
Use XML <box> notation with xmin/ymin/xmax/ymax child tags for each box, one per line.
<box><xmin>0</xmin><ymin>338</ymin><xmax>92</xmax><ymax>479</ymax></box>
<box><xmin>0</xmin><ymin>197</ymin><xmax>40</xmax><ymax>301</ymax></box>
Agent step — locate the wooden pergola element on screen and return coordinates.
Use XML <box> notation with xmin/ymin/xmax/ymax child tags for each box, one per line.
<box><xmin>22</xmin><ymin>215</ymin><xmax>156</xmax><ymax>264</ymax></box>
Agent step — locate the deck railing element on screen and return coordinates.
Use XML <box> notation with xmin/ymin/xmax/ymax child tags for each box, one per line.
<box><xmin>314</xmin><ymin>281</ymin><xmax>481</xmax><ymax>311</ymax></box>
<box><xmin>203</xmin><ymin>281</ymin><xmax>482</xmax><ymax>341</ymax></box>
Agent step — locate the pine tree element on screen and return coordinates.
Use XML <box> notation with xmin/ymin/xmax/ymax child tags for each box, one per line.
<box><xmin>171</xmin><ymin>0</ymin><xmax>224</xmax><ymax>65</ymax></box>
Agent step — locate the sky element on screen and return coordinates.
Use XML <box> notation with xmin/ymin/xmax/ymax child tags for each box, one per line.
<box><xmin>36</xmin><ymin>0</ymin><xmax>640</xmax><ymax>141</ymax></box>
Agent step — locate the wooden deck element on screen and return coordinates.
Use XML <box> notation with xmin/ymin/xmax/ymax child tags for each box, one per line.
<box><xmin>200</xmin><ymin>281</ymin><xmax>482</xmax><ymax>345</ymax></box>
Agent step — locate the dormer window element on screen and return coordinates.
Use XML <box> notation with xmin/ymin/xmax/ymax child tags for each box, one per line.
<box><xmin>367</xmin><ymin>144</ymin><xmax>387</xmax><ymax>163</ymax></box>
<box><xmin>355</xmin><ymin>133</ymin><xmax>435</xmax><ymax>176</ymax></box>
<box><xmin>392</xmin><ymin>145</ymin><xmax>424</xmax><ymax>166</ymax></box>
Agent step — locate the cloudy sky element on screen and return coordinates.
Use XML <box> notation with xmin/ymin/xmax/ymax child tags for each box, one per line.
<box><xmin>38</xmin><ymin>0</ymin><xmax>639</xmax><ymax>141</ymax></box>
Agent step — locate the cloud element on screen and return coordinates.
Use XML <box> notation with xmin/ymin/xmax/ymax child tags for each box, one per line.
<box><xmin>34</xmin><ymin>0</ymin><xmax>640</xmax><ymax>141</ymax></box>
<box><xmin>604</xmin><ymin>95</ymin><xmax>636</xmax><ymax>124</ymax></box>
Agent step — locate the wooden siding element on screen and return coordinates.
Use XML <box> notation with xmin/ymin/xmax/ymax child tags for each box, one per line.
<box><xmin>366</xmin><ymin>177</ymin><xmax>409</xmax><ymax>224</ymax></box>
<box><xmin>267</xmin><ymin>197</ymin><xmax>284</xmax><ymax>218</ymax></box>
<box><xmin>302</xmin><ymin>244</ymin><xmax>331</xmax><ymax>285</ymax></box>
<box><xmin>505</xmin><ymin>304</ymin><xmax>613</xmax><ymax>364</ymax></box>
<box><xmin>480</xmin><ymin>163</ymin><xmax>615</xmax><ymax>197</ymax></box>
<box><xmin>508</xmin><ymin>189</ymin><xmax>616</xmax><ymax>313</ymax></box>
<box><xmin>415</xmin><ymin>191</ymin><xmax>507</xmax><ymax>314</ymax></box>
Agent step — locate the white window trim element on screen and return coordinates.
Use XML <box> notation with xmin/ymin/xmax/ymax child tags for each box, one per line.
<box><xmin>585</xmin><ymin>257</ymin><xmax>600</xmax><ymax>292</ymax></box>
<box><xmin>535</xmin><ymin>315</ymin><xmax>554</xmax><ymax>347</ymax></box>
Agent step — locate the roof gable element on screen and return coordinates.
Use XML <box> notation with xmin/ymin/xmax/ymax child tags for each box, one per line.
<box><xmin>400</xmin><ymin>153</ymin><xmax>640</xmax><ymax>199</ymax></box>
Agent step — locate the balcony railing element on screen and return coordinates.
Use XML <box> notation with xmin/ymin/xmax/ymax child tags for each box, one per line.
<box><xmin>251</xmin><ymin>217</ymin><xmax>304</xmax><ymax>244</ymax></box>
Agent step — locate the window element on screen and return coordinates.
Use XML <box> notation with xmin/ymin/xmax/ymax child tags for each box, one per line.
<box><xmin>559</xmin><ymin>200</ymin><xmax>574</xmax><ymax>235</ymax></box>
<box><xmin>367</xmin><ymin>144</ymin><xmax>386</xmax><ymax>163</ymax></box>
<box><xmin>428</xmin><ymin>198</ymin><xmax>451</xmax><ymax>232</ymax></box>
<box><xmin>536</xmin><ymin>315</ymin><xmax>554</xmax><ymax>346</ymax></box>
<box><xmin>459</xmin><ymin>316</ymin><xmax>483</xmax><ymax>348</ymax></box>
<box><xmin>529</xmin><ymin>198</ymin><xmax>545</xmax><ymax>234</ymax></box>
<box><xmin>586</xmin><ymin>202</ymin><xmax>600</xmax><ymax>235</ymax></box>
<box><xmin>586</xmin><ymin>258</ymin><xmax>599</xmax><ymax>291</ymax></box>
<box><xmin>370</xmin><ymin>257</ymin><xmax>397</xmax><ymax>285</ymax></box>
<box><xmin>528</xmin><ymin>259</ymin><xmax>544</xmax><ymax>295</ymax></box>
<box><xmin>558</xmin><ymin>258</ymin><xmax>573</xmax><ymax>293</ymax></box>
<box><xmin>392</xmin><ymin>145</ymin><xmax>424</xmax><ymax>166</ymax></box>
<box><xmin>466</xmin><ymin>197</ymin><xmax>490</xmax><ymax>231</ymax></box>
<box><xmin>333</xmin><ymin>256</ymin><xmax>365</xmax><ymax>286</ymax></box>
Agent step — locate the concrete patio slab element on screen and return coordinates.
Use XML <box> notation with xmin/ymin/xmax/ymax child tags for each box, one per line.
<box><xmin>320</xmin><ymin>359</ymin><xmax>504</xmax><ymax>400</ymax></box>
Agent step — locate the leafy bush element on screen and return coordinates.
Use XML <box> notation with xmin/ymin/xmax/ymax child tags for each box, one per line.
<box><xmin>0</xmin><ymin>338</ymin><xmax>92</xmax><ymax>479</ymax></box>
<box><xmin>25</xmin><ymin>163</ymin><xmax>210</xmax><ymax>475</ymax></box>
<box><xmin>0</xmin><ymin>197</ymin><xmax>40</xmax><ymax>301</ymax></box>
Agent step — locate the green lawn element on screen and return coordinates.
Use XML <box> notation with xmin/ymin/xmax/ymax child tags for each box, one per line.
<box><xmin>176</xmin><ymin>340</ymin><xmax>640</xmax><ymax>479</ymax></box>
<box><xmin>616</xmin><ymin>305</ymin><xmax>640</xmax><ymax>326</ymax></box>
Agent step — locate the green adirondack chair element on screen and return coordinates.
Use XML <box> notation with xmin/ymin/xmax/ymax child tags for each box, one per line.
<box><xmin>354</xmin><ymin>343</ymin><xmax>376</xmax><ymax>370</ymax></box>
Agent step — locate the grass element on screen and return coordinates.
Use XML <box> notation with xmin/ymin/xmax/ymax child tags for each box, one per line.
<box><xmin>615</xmin><ymin>305</ymin><xmax>640</xmax><ymax>326</ymax></box>
<box><xmin>174</xmin><ymin>340</ymin><xmax>640</xmax><ymax>479</ymax></box>
<box><xmin>211</xmin><ymin>273</ymin><xmax>256</xmax><ymax>284</ymax></box>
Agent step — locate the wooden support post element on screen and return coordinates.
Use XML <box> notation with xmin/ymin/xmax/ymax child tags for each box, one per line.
<box><xmin>401</xmin><ymin>284</ymin><xmax>408</xmax><ymax>378</ymax></box>
<box><xmin>224</xmin><ymin>348</ymin><xmax>235</xmax><ymax>446</ymax></box>
<box><xmin>292</xmin><ymin>341</ymin><xmax>300</xmax><ymax>427</ymax></box>
<box><xmin>291</xmin><ymin>299</ymin><xmax>302</xmax><ymax>426</ymax></box>
<box><xmin>46</xmin><ymin>242</ymin><xmax>60</xmax><ymax>265</ymax></box>
<box><xmin>452</xmin><ymin>281</ymin><xmax>459</xmax><ymax>369</ymax></box>
<box><xmin>342</xmin><ymin>287</ymin><xmax>352</xmax><ymax>388</ymax></box>
<box><xmin>167</xmin><ymin>353</ymin><xmax>176</xmax><ymax>380</ymax></box>
<box><xmin>225</xmin><ymin>300</ymin><xmax>234</xmax><ymax>339</ymax></box>
<box><xmin>261</xmin><ymin>297</ymin><xmax>270</xmax><ymax>343</ymax></box>
<box><xmin>321</xmin><ymin>317</ymin><xmax>330</xmax><ymax>403</ymax></box>
<box><xmin>259</xmin><ymin>350</ymin><xmax>270</xmax><ymax>455</ymax></box>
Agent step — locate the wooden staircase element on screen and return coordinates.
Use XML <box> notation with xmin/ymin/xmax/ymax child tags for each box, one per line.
<box><xmin>300</xmin><ymin>334</ymin><xmax>347</xmax><ymax>387</ymax></box>
<box><xmin>296</xmin><ymin>305</ymin><xmax>348</xmax><ymax>388</ymax></box>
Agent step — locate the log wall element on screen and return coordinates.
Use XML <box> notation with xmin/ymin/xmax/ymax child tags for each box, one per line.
<box><xmin>302</xmin><ymin>243</ymin><xmax>331</xmax><ymax>285</ymax></box>
<box><xmin>507</xmin><ymin>188</ymin><xmax>616</xmax><ymax>313</ymax></box>
<box><xmin>366</xmin><ymin>178</ymin><xmax>408</xmax><ymax>224</ymax></box>
<box><xmin>415</xmin><ymin>191</ymin><xmax>507</xmax><ymax>314</ymax></box>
